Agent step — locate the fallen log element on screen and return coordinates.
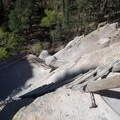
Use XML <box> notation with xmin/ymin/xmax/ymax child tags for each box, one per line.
<box><xmin>66</xmin><ymin>67</ymin><xmax>100</xmax><ymax>88</ymax></box>
<box><xmin>80</xmin><ymin>60</ymin><xmax>119</xmax><ymax>88</ymax></box>
<box><xmin>66</xmin><ymin>70</ymin><xmax>92</xmax><ymax>88</ymax></box>
<box><xmin>85</xmin><ymin>75</ymin><xmax>120</xmax><ymax>92</ymax></box>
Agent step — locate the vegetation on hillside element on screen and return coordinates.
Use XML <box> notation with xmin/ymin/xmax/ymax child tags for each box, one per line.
<box><xmin>0</xmin><ymin>0</ymin><xmax>120</xmax><ymax>60</ymax></box>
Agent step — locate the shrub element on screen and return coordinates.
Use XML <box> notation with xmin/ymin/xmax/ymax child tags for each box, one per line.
<box><xmin>42</xmin><ymin>41</ymin><xmax>51</xmax><ymax>50</ymax></box>
<box><xmin>32</xmin><ymin>42</ymin><xmax>43</xmax><ymax>56</ymax></box>
<box><xmin>0</xmin><ymin>27</ymin><xmax>22</xmax><ymax>60</ymax></box>
<box><xmin>0</xmin><ymin>47</ymin><xmax>9</xmax><ymax>60</ymax></box>
<box><xmin>41</xmin><ymin>9</ymin><xmax>56</xmax><ymax>27</ymax></box>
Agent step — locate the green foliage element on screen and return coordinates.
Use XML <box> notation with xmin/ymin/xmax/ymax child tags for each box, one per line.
<box><xmin>0</xmin><ymin>27</ymin><xmax>6</xmax><ymax>38</ymax></box>
<box><xmin>50</xmin><ymin>24</ymin><xmax>62</xmax><ymax>45</ymax></box>
<box><xmin>9</xmin><ymin>10</ymin><xmax>21</xmax><ymax>34</ymax></box>
<box><xmin>23</xmin><ymin>0</ymin><xmax>120</xmax><ymax>44</ymax></box>
<box><xmin>42</xmin><ymin>41</ymin><xmax>51</xmax><ymax>50</ymax></box>
<box><xmin>1</xmin><ymin>0</ymin><xmax>120</xmax><ymax>55</ymax></box>
<box><xmin>0</xmin><ymin>27</ymin><xmax>22</xmax><ymax>60</ymax></box>
<box><xmin>0</xmin><ymin>47</ymin><xmax>9</xmax><ymax>60</ymax></box>
<box><xmin>41</xmin><ymin>9</ymin><xmax>56</xmax><ymax>27</ymax></box>
<box><xmin>41</xmin><ymin>9</ymin><xmax>62</xmax><ymax>27</ymax></box>
<box><xmin>32</xmin><ymin>41</ymin><xmax>51</xmax><ymax>56</ymax></box>
<box><xmin>8</xmin><ymin>0</ymin><xmax>34</xmax><ymax>34</ymax></box>
<box><xmin>32</xmin><ymin>42</ymin><xmax>43</xmax><ymax>56</ymax></box>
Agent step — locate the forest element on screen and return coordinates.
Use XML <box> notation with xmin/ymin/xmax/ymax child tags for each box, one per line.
<box><xmin>0</xmin><ymin>0</ymin><xmax>120</xmax><ymax>60</ymax></box>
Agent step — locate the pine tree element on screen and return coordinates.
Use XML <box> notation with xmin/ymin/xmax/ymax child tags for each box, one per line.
<box><xmin>8</xmin><ymin>0</ymin><xmax>35</xmax><ymax>35</ymax></box>
<box><xmin>0</xmin><ymin>27</ymin><xmax>21</xmax><ymax>60</ymax></box>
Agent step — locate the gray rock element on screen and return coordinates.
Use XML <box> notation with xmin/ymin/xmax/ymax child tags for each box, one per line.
<box><xmin>45</xmin><ymin>56</ymin><xmax>57</xmax><ymax>65</ymax></box>
<box><xmin>98</xmin><ymin>38</ymin><xmax>110</xmax><ymax>47</ymax></box>
<box><xmin>112</xmin><ymin>62</ymin><xmax>120</xmax><ymax>72</ymax></box>
<box><xmin>38</xmin><ymin>50</ymin><xmax>50</xmax><ymax>61</ymax></box>
<box><xmin>65</xmin><ymin>40</ymin><xmax>73</xmax><ymax>50</ymax></box>
<box><xmin>12</xmin><ymin>88</ymin><xmax>120</xmax><ymax>120</ymax></box>
<box><xmin>72</xmin><ymin>84</ymin><xmax>84</xmax><ymax>92</ymax></box>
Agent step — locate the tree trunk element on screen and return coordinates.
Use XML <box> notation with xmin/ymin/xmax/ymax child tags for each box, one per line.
<box><xmin>100</xmin><ymin>0</ymin><xmax>108</xmax><ymax>13</ymax></box>
<box><xmin>65</xmin><ymin>0</ymin><xmax>69</xmax><ymax>26</ymax></box>
<box><xmin>62</xmin><ymin>0</ymin><xmax>65</xmax><ymax>25</ymax></box>
<box><xmin>81</xmin><ymin>60</ymin><xmax>119</xmax><ymax>87</ymax></box>
<box><xmin>97</xmin><ymin>0</ymin><xmax>109</xmax><ymax>27</ymax></box>
<box><xmin>62</xmin><ymin>0</ymin><xmax>70</xmax><ymax>26</ymax></box>
<box><xmin>85</xmin><ymin>75</ymin><xmax>120</xmax><ymax>92</ymax></box>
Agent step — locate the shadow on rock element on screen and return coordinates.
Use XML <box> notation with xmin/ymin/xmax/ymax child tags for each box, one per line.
<box><xmin>100</xmin><ymin>90</ymin><xmax>120</xmax><ymax>99</ymax></box>
<box><xmin>0</xmin><ymin>55</ymin><xmax>33</xmax><ymax>100</ymax></box>
<box><xmin>0</xmin><ymin>98</ymin><xmax>34</xmax><ymax>120</ymax></box>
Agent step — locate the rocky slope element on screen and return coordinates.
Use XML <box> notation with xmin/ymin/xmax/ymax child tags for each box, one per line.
<box><xmin>0</xmin><ymin>23</ymin><xmax>120</xmax><ymax>120</ymax></box>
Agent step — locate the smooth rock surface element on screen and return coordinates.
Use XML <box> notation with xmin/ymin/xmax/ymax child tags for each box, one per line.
<box><xmin>13</xmin><ymin>88</ymin><xmax>120</xmax><ymax>120</ymax></box>
<box><xmin>112</xmin><ymin>62</ymin><xmax>120</xmax><ymax>72</ymax></box>
<box><xmin>38</xmin><ymin>50</ymin><xmax>50</xmax><ymax>61</ymax></box>
<box><xmin>45</xmin><ymin>56</ymin><xmax>56</xmax><ymax>65</ymax></box>
<box><xmin>98</xmin><ymin>37</ymin><xmax>110</xmax><ymax>47</ymax></box>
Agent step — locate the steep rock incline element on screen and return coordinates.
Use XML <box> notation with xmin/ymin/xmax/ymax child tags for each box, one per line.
<box><xmin>1</xmin><ymin>23</ymin><xmax>120</xmax><ymax>120</ymax></box>
<box><xmin>14</xmin><ymin>23</ymin><xmax>120</xmax><ymax>98</ymax></box>
<box><xmin>16</xmin><ymin>38</ymin><xmax>120</xmax><ymax>97</ymax></box>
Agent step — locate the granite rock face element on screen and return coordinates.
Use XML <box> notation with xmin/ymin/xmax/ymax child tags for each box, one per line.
<box><xmin>45</xmin><ymin>55</ymin><xmax>57</xmax><ymax>65</ymax></box>
<box><xmin>13</xmin><ymin>88</ymin><xmax>120</xmax><ymax>120</ymax></box>
<box><xmin>98</xmin><ymin>37</ymin><xmax>110</xmax><ymax>47</ymax></box>
<box><xmin>1</xmin><ymin>23</ymin><xmax>120</xmax><ymax>120</ymax></box>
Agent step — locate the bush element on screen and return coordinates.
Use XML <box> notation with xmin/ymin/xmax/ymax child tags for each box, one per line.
<box><xmin>0</xmin><ymin>47</ymin><xmax>9</xmax><ymax>60</ymax></box>
<box><xmin>41</xmin><ymin>9</ymin><xmax>62</xmax><ymax>28</ymax></box>
<box><xmin>0</xmin><ymin>27</ymin><xmax>22</xmax><ymax>60</ymax></box>
<box><xmin>41</xmin><ymin>9</ymin><xmax>56</xmax><ymax>27</ymax></box>
<box><xmin>32</xmin><ymin>42</ymin><xmax>43</xmax><ymax>56</ymax></box>
<box><xmin>42</xmin><ymin>41</ymin><xmax>51</xmax><ymax>50</ymax></box>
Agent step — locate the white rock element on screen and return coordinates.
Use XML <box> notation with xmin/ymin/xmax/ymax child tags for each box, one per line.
<box><xmin>65</xmin><ymin>35</ymin><xmax>84</xmax><ymax>50</ymax></box>
<box><xmin>54</xmin><ymin>49</ymin><xmax>64</xmax><ymax>57</ymax></box>
<box><xmin>98</xmin><ymin>37</ymin><xmax>110</xmax><ymax>47</ymax></box>
<box><xmin>73</xmin><ymin>35</ymin><xmax>84</xmax><ymax>44</ymax></box>
<box><xmin>112</xmin><ymin>62</ymin><xmax>120</xmax><ymax>72</ymax></box>
<box><xmin>110</xmin><ymin>22</ymin><xmax>118</xmax><ymax>30</ymax></box>
<box><xmin>45</xmin><ymin>56</ymin><xmax>57</xmax><ymax>65</ymax></box>
<box><xmin>65</xmin><ymin>40</ymin><xmax>73</xmax><ymax>50</ymax></box>
<box><xmin>38</xmin><ymin>50</ymin><xmax>50</xmax><ymax>61</ymax></box>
